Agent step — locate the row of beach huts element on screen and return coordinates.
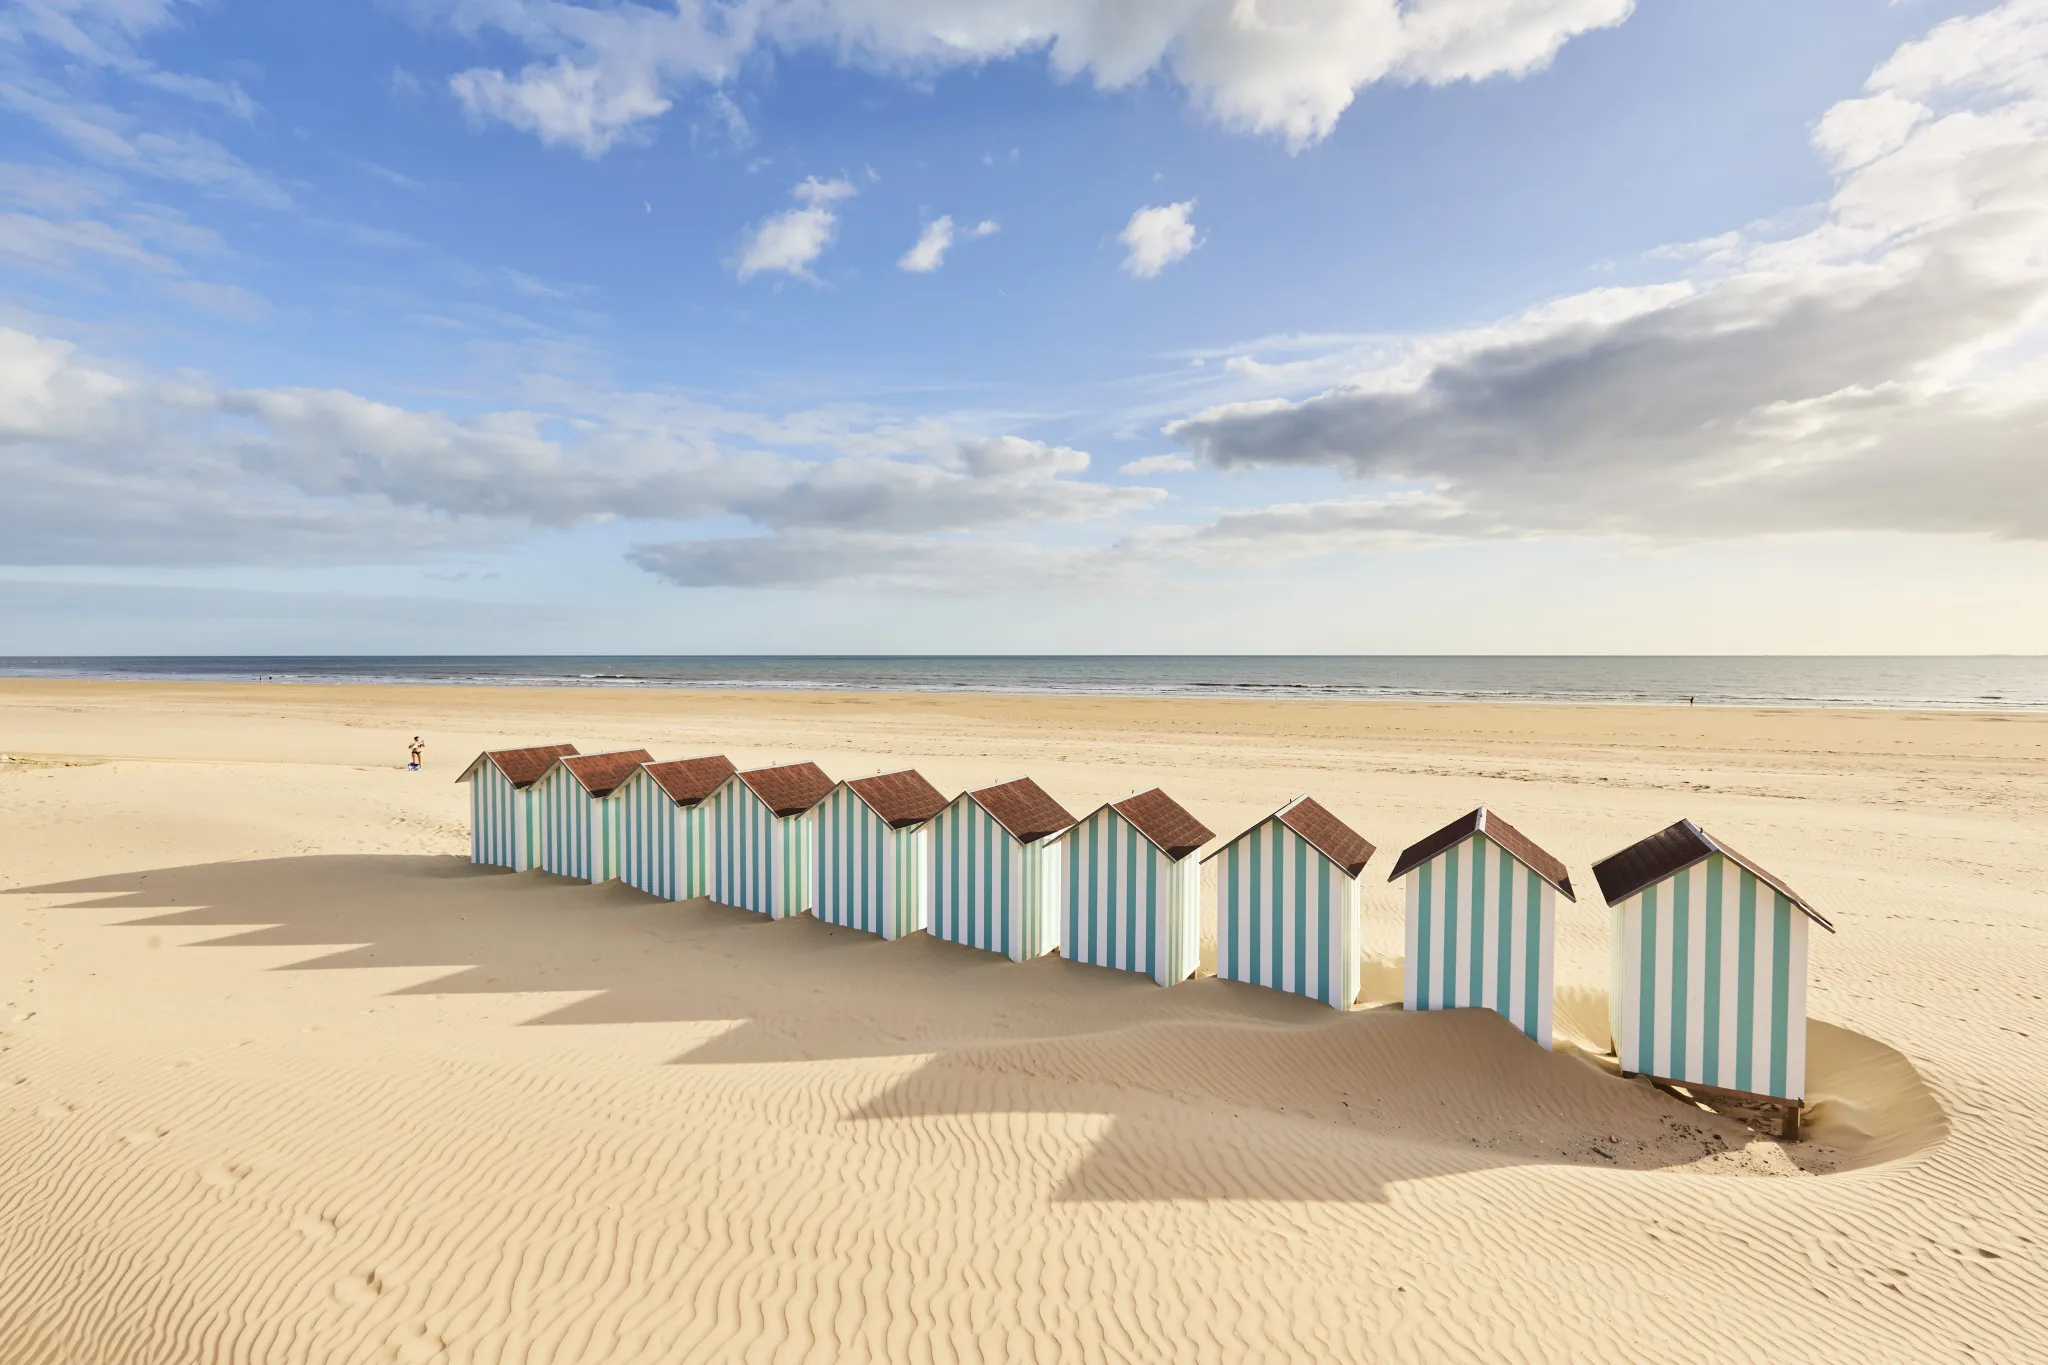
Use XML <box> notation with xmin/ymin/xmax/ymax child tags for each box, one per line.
<box><xmin>459</xmin><ymin>744</ymin><xmax>1835</xmax><ymax>1136</ymax></box>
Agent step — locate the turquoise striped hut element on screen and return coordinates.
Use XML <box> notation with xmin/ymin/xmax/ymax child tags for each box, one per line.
<box><xmin>532</xmin><ymin>749</ymin><xmax>652</xmax><ymax>884</ymax></box>
<box><xmin>1205</xmin><ymin>796</ymin><xmax>1375</xmax><ymax>1010</ymax></box>
<box><xmin>814</xmin><ymin>769</ymin><xmax>950</xmax><ymax>940</ymax></box>
<box><xmin>704</xmin><ymin>761</ymin><xmax>834</xmax><ymax>919</ymax></box>
<box><xmin>616</xmin><ymin>755</ymin><xmax>737</xmax><ymax>901</ymax></box>
<box><xmin>1594</xmin><ymin>820</ymin><xmax>1835</xmax><ymax>1136</ymax></box>
<box><xmin>928</xmin><ymin>777</ymin><xmax>1076</xmax><ymax>962</ymax></box>
<box><xmin>455</xmin><ymin>743</ymin><xmax>578</xmax><ymax>869</ymax></box>
<box><xmin>1391</xmin><ymin>808</ymin><xmax>1570</xmax><ymax>1049</ymax></box>
<box><xmin>1052</xmin><ymin>788</ymin><xmax>1213</xmax><ymax>987</ymax></box>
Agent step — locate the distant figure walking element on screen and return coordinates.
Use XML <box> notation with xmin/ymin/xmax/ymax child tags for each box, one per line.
<box><xmin>408</xmin><ymin>736</ymin><xmax>424</xmax><ymax>772</ymax></box>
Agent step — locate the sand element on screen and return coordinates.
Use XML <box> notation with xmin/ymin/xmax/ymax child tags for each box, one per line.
<box><xmin>0</xmin><ymin>678</ymin><xmax>2040</xmax><ymax>1363</ymax></box>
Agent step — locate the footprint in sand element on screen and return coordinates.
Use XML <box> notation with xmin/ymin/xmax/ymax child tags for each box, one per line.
<box><xmin>120</xmin><ymin>1127</ymin><xmax>169</xmax><ymax>1147</ymax></box>
<box><xmin>333</xmin><ymin>1269</ymin><xmax>390</xmax><ymax>1305</ymax></box>
<box><xmin>384</xmin><ymin>1325</ymin><xmax>449</xmax><ymax>1363</ymax></box>
<box><xmin>200</xmin><ymin>1160</ymin><xmax>252</xmax><ymax>1188</ymax></box>
<box><xmin>38</xmin><ymin>1100</ymin><xmax>75</xmax><ymax>1120</ymax></box>
<box><xmin>293</xmin><ymin>1213</ymin><xmax>338</xmax><ymax>1241</ymax></box>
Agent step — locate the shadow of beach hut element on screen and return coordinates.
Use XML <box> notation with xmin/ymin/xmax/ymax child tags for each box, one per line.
<box><xmin>615</xmin><ymin>755</ymin><xmax>737</xmax><ymax>901</ymax></box>
<box><xmin>813</xmin><ymin>769</ymin><xmax>951</xmax><ymax>940</ymax></box>
<box><xmin>1049</xmin><ymin>788</ymin><xmax>1213</xmax><ymax>987</ymax></box>
<box><xmin>453</xmin><ymin>743</ymin><xmax>579</xmax><ymax>870</ymax></box>
<box><xmin>1204</xmin><ymin>796</ymin><xmax>1376</xmax><ymax>1011</ymax></box>
<box><xmin>532</xmin><ymin>750</ymin><xmax>653</xmax><ymax>884</ymax></box>
<box><xmin>705</xmin><ymin>761</ymin><xmax>834</xmax><ymax>919</ymax></box>
<box><xmin>1593</xmin><ymin>819</ymin><xmax>1836</xmax><ymax>1138</ymax></box>
<box><xmin>927</xmin><ymin>776</ymin><xmax>1077</xmax><ymax>963</ymax></box>
<box><xmin>1390</xmin><ymin>807</ymin><xmax>1569</xmax><ymax>1049</ymax></box>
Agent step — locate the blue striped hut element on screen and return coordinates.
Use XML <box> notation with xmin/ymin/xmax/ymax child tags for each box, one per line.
<box><xmin>1206</xmin><ymin>796</ymin><xmax>1375</xmax><ymax>1010</ymax></box>
<box><xmin>928</xmin><ymin>777</ymin><xmax>1077</xmax><ymax>962</ymax></box>
<box><xmin>1594</xmin><ymin>820</ymin><xmax>1835</xmax><ymax>1137</ymax></box>
<box><xmin>1052</xmin><ymin>788</ymin><xmax>1213</xmax><ymax>987</ymax></box>
<box><xmin>532</xmin><ymin>749</ymin><xmax>652</xmax><ymax>884</ymax></box>
<box><xmin>615</xmin><ymin>755</ymin><xmax>737</xmax><ymax>901</ymax></box>
<box><xmin>704</xmin><ymin>761</ymin><xmax>834</xmax><ymax>919</ymax></box>
<box><xmin>455</xmin><ymin>743</ymin><xmax>579</xmax><ymax>869</ymax></box>
<box><xmin>1392</xmin><ymin>808</ymin><xmax>1570</xmax><ymax>1049</ymax></box>
<box><xmin>814</xmin><ymin>769</ymin><xmax>951</xmax><ymax>940</ymax></box>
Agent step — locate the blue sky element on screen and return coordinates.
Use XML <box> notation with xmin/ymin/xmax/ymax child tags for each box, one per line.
<box><xmin>3</xmin><ymin>0</ymin><xmax>2045</xmax><ymax>654</ymax></box>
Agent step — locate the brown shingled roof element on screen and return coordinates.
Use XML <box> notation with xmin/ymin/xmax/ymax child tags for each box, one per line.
<box><xmin>969</xmin><ymin>777</ymin><xmax>1076</xmax><ymax>844</ymax></box>
<box><xmin>846</xmin><ymin>769</ymin><xmax>949</xmax><ymax>828</ymax></box>
<box><xmin>642</xmin><ymin>755</ymin><xmax>737</xmax><ymax>807</ymax></box>
<box><xmin>1206</xmin><ymin>795</ymin><xmax>1375</xmax><ymax>877</ymax></box>
<box><xmin>1592</xmin><ymin>820</ymin><xmax>1833</xmax><ymax>930</ymax></box>
<box><xmin>457</xmin><ymin>743</ymin><xmax>579</xmax><ymax>788</ymax></box>
<box><xmin>1109</xmin><ymin>788</ymin><xmax>1213</xmax><ymax>861</ymax></box>
<box><xmin>738</xmin><ymin>761</ymin><xmax>834</xmax><ymax>817</ymax></box>
<box><xmin>1387</xmin><ymin>808</ymin><xmax>1575</xmax><ymax>901</ymax></box>
<box><xmin>557</xmin><ymin>749</ymin><xmax>654</xmax><ymax>798</ymax></box>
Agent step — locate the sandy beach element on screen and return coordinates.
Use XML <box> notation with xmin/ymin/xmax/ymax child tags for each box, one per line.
<box><xmin>2</xmin><ymin>678</ymin><xmax>2043</xmax><ymax>1363</ymax></box>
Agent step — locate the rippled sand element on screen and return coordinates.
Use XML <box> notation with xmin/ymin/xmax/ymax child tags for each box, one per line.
<box><xmin>1</xmin><ymin>680</ymin><xmax>2038</xmax><ymax>1362</ymax></box>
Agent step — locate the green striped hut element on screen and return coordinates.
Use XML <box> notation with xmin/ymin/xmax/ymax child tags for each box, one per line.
<box><xmin>1052</xmin><ymin>788</ymin><xmax>1213</xmax><ymax>987</ymax></box>
<box><xmin>1392</xmin><ymin>808</ymin><xmax>1570</xmax><ymax>1049</ymax></box>
<box><xmin>1205</xmin><ymin>796</ymin><xmax>1375</xmax><ymax>1010</ymax></box>
<box><xmin>1594</xmin><ymin>820</ymin><xmax>1835</xmax><ymax>1137</ymax></box>
<box><xmin>455</xmin><ymin>743</ymin><xmax>579</xmax><ymax>869</ymax></box>
<box><xmin>615</xmin><ymin>755</ymin><xmax>737</xmax><ymax>901</ymax></box>
<box><xmin>532</xmin><ymin>749</ymin><xmax>652</xmax><ymax>884</ymax></box>
<box><xmin>814</xmin><ymin>769</ymin><xmax>951</xmax><ymax>940</ymax></box>
<box><xmin>705</xmin><ymin>761</ymin><xmax>834</xmax><ymax>919</ymax></box>
<box><xmin>928</xmin><ymin>777</ymin><xmax>1077</xmax><ymax>962</ymax></box>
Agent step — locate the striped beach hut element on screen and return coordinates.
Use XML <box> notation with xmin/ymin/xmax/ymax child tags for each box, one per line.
<box><xmin>615</xmin><ymin>755</ymin><xmax>737</xmax><ymax>901</ymax></box>
<box><xmin>1391</xmin><ymin>808</ymin><xmax>1570</xmax><ymax>1049</ymax></box>
<box><xmin>1595</xmin><ymin>820</ymin><xmax>1835</xmax><ymax>1136</ymax></box>
<box><xmin>705</xmin><ymin>761</ymin><xmax>834</xmax><ymax>919</ymax></box>
<box><xmin>1052</xmin><ymin>788</ymin><xmax>1213</xmax><ymax>987</ymax></box>
<box><xmin>1206</xmin><ymin>796</ymin><xmax>1375</xmax><ymax>1010</ymax></box>
<box><xmin>814</xmin><ymin>769</ymin><xmax>950</xmax><ymax>940</ymax></box>
<box><xmin>928</xmin><ymin>777</ymin><xmax>1076</xmax><ymax>962</ymax></box>
<box><xmin>455</xmin><ymin>743</ymin><xmax>579</xmax><ymax>869</ymax></box>
<box><xmin>532</xmin><ymin>749</ymin><xmax>653</xmax><ymax>884</ymax></box>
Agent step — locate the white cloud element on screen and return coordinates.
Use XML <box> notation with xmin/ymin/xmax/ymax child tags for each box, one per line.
<box><xmin>0</xmin><ymin>81</ymin><xmax>291</xmax><ymax>208</ymax></box>
<box><xmin>735</xmin><ymin>176</ymin><xmax>856</xmax><ymax>281</ymax></box>
<box><xmin>1117</xmin><ymin>453</ymin><xmax>1192</xmax><ymax>476</ymax></box>
<box><xmin>0</xmin><ymin>0</ymin><xmax>256</xmax><ymax>115</ymax></box>
<box><xmin>898</xmin><ymin>215</ymin><xmax>952</xmax><ymax>273</ymax></box>
<box><xmin>1119</xmin><ymin>200</ymin><xmax>1198</xmax><ymax>278</ymax></box>
<box><xmin>415</xmin><ymin>0</ymin><xmax>1635</xmax><ymax>155</ymax></box>
<box><xmin>1157</xmin><ymin>0</ymin><xmax>2048</xmax><ymax>549</ymax></box>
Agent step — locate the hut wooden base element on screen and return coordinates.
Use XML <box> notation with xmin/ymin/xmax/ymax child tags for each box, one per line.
<box><xmin>1622</xmin><ymin>1071</ymin><xmax>1804</xmax><ymax>1140</ymax></box>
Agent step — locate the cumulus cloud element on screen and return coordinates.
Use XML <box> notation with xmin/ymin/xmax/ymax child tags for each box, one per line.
<box><xmin>1162</xmin><ymin>0</ymin><xmax>2048</xmax><ymax>549</ymax></box>
<box><xmin>735</xmin><ymin>175</ymin><xmax>855</xmax><ymax>281</ymax></box>
<box><xmin>418</xmin><ymin>0</ymin><xmax>1634</xmax><ymax>155</ymax></box>
<box><xmin>897</xmin><ymin>214</ymin><xmax>997</xmax><ymax>272</ymax></box>
<box><xmin>1119</xmin><ymin>200</ymin><xmax>1197</xmax><ymax>278</ymax></box>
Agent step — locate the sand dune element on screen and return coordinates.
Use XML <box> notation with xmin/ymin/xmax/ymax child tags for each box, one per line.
<box><xmin>1</xmin><ymin>681</ymin><xmax>2042</xmax><ymax>1362</ymax></box>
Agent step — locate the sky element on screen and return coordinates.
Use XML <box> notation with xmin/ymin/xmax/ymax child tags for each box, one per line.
<box><xmin>2</xmin><ymin>0</ymin><xmax>2045</xmax><ymax>655</ymax></box>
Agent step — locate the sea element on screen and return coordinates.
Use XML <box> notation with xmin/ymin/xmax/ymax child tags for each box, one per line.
<box><xmin>2</xmin><ymin>656</ymin><xmax>2044</xmax><ymax>710</ymax></box>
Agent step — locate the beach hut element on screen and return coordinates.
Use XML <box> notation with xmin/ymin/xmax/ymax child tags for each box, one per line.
<box><xmin>1594</xmin><ymin>820</ymin><xmax>1834</xmax><ymax>1136</ymax></box>
<box><xmin>1052</xmin><ymin>788</ymin><xmax>1213</xmax><ymax>987</ymax></box>
<box><xmin>705</xmin><ymin>761</ymin><xmax>834</xmax><ymax>919</ymax></box>
<box><xmin>928</xmin><ymin>777</ymin><xmax>1077</xmax><ymax>962</ymax></box>
<box><xmin>813</xmin><ymin>769</ymin><xmax>950</xmax><ymax>940</ymax></box>
<box><xmin>1390</xmin><ymin>808</ymin><xmax>1570</xmax><ymax>1048</ymax></box>
<box><xmin>532</xmin><ymin>749</ymin><xmax>653</xmax><ymax>884</ymax></box>
<box><xmin>615</xmin><ymin>755</ymin><xmax>738</xmax><ymax>901</ymax></box>
<box><xmin>455</xmin><ymin>743</ymin><xmax>579</xmax><ymax>869</ymax></box>
<box><xmin>1205</xmin><ymin>796</ymin><xmax>1375</xmax><ymax>1010</ymax></box>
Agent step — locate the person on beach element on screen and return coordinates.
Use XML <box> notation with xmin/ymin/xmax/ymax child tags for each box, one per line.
<box><xmin>407</xmin><ymin>736</ymin><xmax>424</xmax><ymax>771</ymax></box>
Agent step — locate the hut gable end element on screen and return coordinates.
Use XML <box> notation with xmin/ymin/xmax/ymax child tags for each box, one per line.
<box><xmin>970</xmin><ymin>777</ymin><xmax>1077</xmax><ymax>844</ymax></box>
<box><xmin>739</xmin><ymin>761</ymin><xmax>834</xmax><ymax>817</ymax></box>
<box><xmin>847</xmin><ymin>770</ymin><xmax>950</xmax><ymax>828</ymax></box>
<box><xmin>1278</xmin><ymin>797</ymin><xmax>1375</xmax><ymax>877</ymax></box>
<box><xmin>1110</xmin><ymin>788</ymin><xmax>1214</xmax><ymax>861</ymax></box>
<box><xmin>459</xmin><ymin>743</ymin><xmax>579</xmax><ymax>788</ymax></box>
<box><xmin>644</xmin><ymin>755</ymin><xmax>738</xmax><ymax>807</ymax></box>
<box><xmin>1389</xmin><ymin>807</ymin><xmax>1574</xmax><ymax>901</ymax></box>
<box><xmin>1594</xmin><ymin>820</ymin><xmax>1833</xmax><ymax>930</ymax></box>
<box><xmin>557</xmin><ymin>750</ymin><xmax>655</xmax><ymax>798</ymax></box>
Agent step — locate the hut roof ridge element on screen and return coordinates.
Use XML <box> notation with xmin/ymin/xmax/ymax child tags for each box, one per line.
<box><xmin>1592</xmin><ymin>819</ymin><xmax>1833</xmax><ymax>931</ymax></box>
<box><xmin>966</xmin><ymin>776</ymin><xmax>1077</xmax><ymax>843</ymax></box>
<box><xmin>1205</xmin><ymin>795</ymin><xmax>1375</xmax><ymax>878</ymax></box>
<box><xmin>555</xmin><ymin>749</ymin><xmax>654</xmax><ymax>798</ymax></box>
<box><xmin>736</xmin><ymin>761</ymin><xmax>835</xmax><ymax>817</ymax></box>
<box><xmin>845</xmin><ymin>769</ymin><xmax>950</xmax><ymax>827</ymax></box>
<box><xmin>640</xmin><ymin>755</ymin><xmax>738</xmax><ymax>807</ymax></box>
<box><xmin>1387</xmin><ymin>807</ymin><xmax>1574</xmax><ymax>901</ymax></box>
<box><xmin>457</xmin><ymin>743</ymin><xmax>579</xmax><ymax>788</ymax></box>
<box><xmin>1092</xmin><ymin>787</ymin><xmax>1213</xmax><ymax>861</ymax></box>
